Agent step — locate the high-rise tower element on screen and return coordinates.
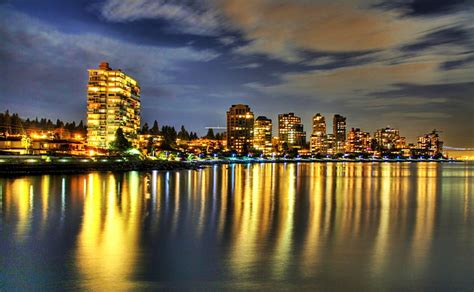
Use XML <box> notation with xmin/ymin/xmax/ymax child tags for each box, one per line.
<box><xmin>333</xmin><ymin>114</ymin><xmax>346</xmax><ymax>153</ymax></box>
<box><xmin>310</xmin><ymin>113</ymin><xmax>327</xmax><ymax>154</ymax></box>
<box><xmin>86</xmin><ymin>62</ymin><xmax>140</xmax><ymax>149</ymax></box>
<box><xmin>226</xmin><ymin>104</ymin><xmax>254</xmax><ymax>153</ymax></box>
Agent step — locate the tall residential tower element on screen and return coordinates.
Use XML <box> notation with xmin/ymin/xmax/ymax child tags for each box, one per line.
<box><xmin>226</xmin><ymin>104</ymin><xmax>254</xmax><ymax>153</ymax></box>
<box><xmin>253</xmin><ymin>116</ymin><xmax>273</xmax><ymax>154</ymax></box>
<box><xmin>87</xmin><ymin>62</ymin><xmax>141</xmax><ymax>149</ymax></box>
<box><xmin>278</xmin><ymin>113</ymin><xmax>306</xmax><ymax>149</ymax></box>
<box><xmin>333</xmin><ymin>114</ymin><xmax>346</xmax><ymax>153</ymax></box>
<box><xmin>310</xmin><ymin>113</ymin><xmax>327</xmax><ymax>154</ymax></box>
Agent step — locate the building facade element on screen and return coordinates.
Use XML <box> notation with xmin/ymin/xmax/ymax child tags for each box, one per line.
<box><xmin>226</xmin><ymin>104</ymin><xmax>254</xmax><ymax>154</ymax></box>
<box><xmin>253</xmin><ymin>116</ymin><xmax>273</xmax><ymax>154</ymax></box>
<box><xmin>345</xmin><ymin>128</ymin><xmax>371</xmax><ymax>153</ymax></box>
<box><xmin>417</xmin><ymin>130</ymin><xmax>443</xmax><ymax>155</ymax></box>
<box><xmin>278</xmin><ymin>113</ymin><xmax>306</xmax><ymax>149</ymax></box>
<box><xmin>310</xmin><ymin>113</ymin><xmax>327</xmax><ymax>154</ymax></box>
<box><xmin>374</xmin><ymin>127</ymin><xmax>405</xmax><ymax>152</ymax></box>
<box><xmin>87</xmin><ymin>62</ymin><xmax>141</xmax><ymax>149</ymax></box>
<box><xmin>333</xmin><ymin>114</ymin><xmax>347</xmax><ymax>153</ymax></box>
<box><xmin>326</xmin><ymin>134</ymin><xmax>336</xmax><ymax>155</ymax></box>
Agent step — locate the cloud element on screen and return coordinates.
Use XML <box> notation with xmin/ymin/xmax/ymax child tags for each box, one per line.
<box><xmin>401</xmin><ymin>26</ymin><xmax>473</xmax><ymax>53</ymax></box>
<box><xmin>441</xmin><ymin>54</ymin><xmax>474</xmax><ymax>70</ymax></box>
<box><xmin>233</xmin><ymin>62</ymin><xmax>261</xmax><ymax>69</ymax></box>
<box><xmin>99</xmin><ymin>0</ymin><xmax>222</xmax><ymax>36</ymax></box>
<box><xmin>250</xmin><ymin>61</ymin><xmax>440</xmax><ymax>99</ymax></box>
<box><xmin>0</xmin><ymin>7</ymin><xmax>219</xmax><ymax>120</ymax></box>
<box><xmin>383</xmin><ymin>111</ymin><xmax>452</xmax><ymax>119</ymax></box>
<box><xmin>376</xmin><ymin>0</ymin><xmax>473</xmax><ymax>16</ymax></box>
<box><xmin>349</xmin><ymin>96</ymin><xmax>447</xmax><ymax>110</ymax></box>
<box><xmin>222</xmin><ymin>0</ymin><xmax>447</xmax><ymax>62</ymax></box>
<box><xmin>369</xmin><ymin>82</ymin><xmax>474</xmax><ymax>104</ymax></box>
<box><xmin>218</xmin><ymin>36</ymin><xmax>238</xmax><ymax>46</ymax></box>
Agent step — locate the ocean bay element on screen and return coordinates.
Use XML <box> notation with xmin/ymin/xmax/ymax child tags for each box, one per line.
<box><xmin>1</xmin><ymin>162</ymin><xmax>473</xmax><ymax>290</ymax></box>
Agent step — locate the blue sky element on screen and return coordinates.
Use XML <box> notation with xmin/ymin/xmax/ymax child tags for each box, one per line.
<box><xmin>1</xmin><ymin>0</ymin><xmax>473</xmax><ymax>146</ymax></box>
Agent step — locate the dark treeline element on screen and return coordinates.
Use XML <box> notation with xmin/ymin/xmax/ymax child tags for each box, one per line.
<box><xmin>141</xmin><ymin>121</ymin><xmax>224</xmax><ymax>141</ymax></box>
<box><xmin>0</xmin><ymin>110</ymin><xmax>86</xmax><ymax>135</ymax></box>
<box><xmin>140</xmin><ymin>121</ymin><xmax>199</xmax><ymax>142</ymax></box>
<box><xmin>1</xmin><ymin>110</ymin><xmax>225</xmax><ymax>144</ymax></box>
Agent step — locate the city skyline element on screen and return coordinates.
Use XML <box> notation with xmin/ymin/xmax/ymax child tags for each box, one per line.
<box><xmin>1</xmin><ymin>1</ymin><xmax>473</xmax><ymax>147</ymax></box>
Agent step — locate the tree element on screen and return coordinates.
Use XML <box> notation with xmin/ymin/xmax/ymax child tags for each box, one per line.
<box><xmin>110</xmin><ymin>128</ymin><xmax>131</xmax><ymax>153</ymax></box>
<box><xmin>189</xmin><ymin>132</ymin><xmax>198</xmax><ymax>140</ymax></box>
<box><xmin>177</xmin><ymin>125</ymin><xmax>190</xmax><ymax>140</ymax></box>
<box><xmin>11</xmin><ymin>113</ymin><xmax>22</xmax><ymax>134</ymax></box>
<box><xmin>56</xmin><ymin>119</ymin><xmax>64</xmax><ymax>128</ymax></box>
<box><xmin>150</xmin><ymin>120</ymin><xmax>160</xmax><ymax>135</ymax></box>
<box><xmin>78</xmin><ymin>120</ymin><xmax>85</xmax><ymax>132</ymax></box>
<box><xmin>146</xmin><ymin>136</ymin><xmax>154</xmax><ymax>155</ymax></box>
<box><xmin>215</xmin><ymin>132</ymin><xmax>224</xmax><ymax>140</ymax></box>
<box><xmin>141</xmin><ymin>123</ymin><xmax>150</xmax><ymax>134</ymax></box>
<box><xmin>204</xmin><ymin>128</ymin><xmax>215</xmax><ymax>139</ymax></box>
<box><xmin>160</xmin><ymin>125</ymin><xmax>177</xmax><ymax>150</ymax></box>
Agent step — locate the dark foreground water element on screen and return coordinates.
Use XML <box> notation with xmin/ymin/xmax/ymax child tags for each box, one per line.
<box><xmin>1</xmin><ymin>162</ymin><xmax>473</xmax><ymax>290</ymax></box>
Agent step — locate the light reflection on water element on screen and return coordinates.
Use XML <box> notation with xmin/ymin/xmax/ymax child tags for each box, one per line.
<box><xmin>0</xmin><ymin>162</ymin><xmax>473</xmax><ymax>290</ymax></box>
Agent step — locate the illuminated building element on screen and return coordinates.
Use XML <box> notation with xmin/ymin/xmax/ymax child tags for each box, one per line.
<box><xmin>310</xmin><ymin>113</ymin><xmax>327</xmax><ymax>154</ymax></box>
<box><xmin>0</xmin><ymin>136</ymin><xmax>85</xmax><ymax>155</ymax></box>
<box><xmin>333</xmin><ymin>114</ymin><xmax>347</xmax><ymax>153</ymax></box>
<box><xmin>137</xmin><ymin>134</ymin><xmax>163</xmax><ymax>155</ymax></box>
<box><xmin>87</xmin><ymin>62</ymin><xmax>141</xmax><ymax>149</ymax></box>
<box><xmin>278</xmin><ymin>113</ymin><xmax>306</xmax><ymax>149</ymax></box>
<box><xmin>326</xmin><ymin>134</ymin><xmax>335</xmax><ymax>155</ymax></box>
<box><xmin>345</xmin><ymin>128</ymin><xmax>371</xmax><ymax>153</ymax></box>
<box><xmin>374</xmin><ymin>127</ymin><xmax>406</xmax><ymax>152</ymax></box>
<box><xmin>253</xmin><ymin>116</ymin><xmax>273</xmax><ymax>154</ymax></box>
<box><xmin>226</xmin><ymin>104</ymin><xmax>254</xmax><ymax>153</ymax></box>
<box><xmin>182</xmin><ymin>138</ymin><xmax>225</xmax><ymax>155</ymax></box>
<box><xmin>416</xmin><ymin>130</ymin><xmax>443</xmax><ymax>155</ymax></box>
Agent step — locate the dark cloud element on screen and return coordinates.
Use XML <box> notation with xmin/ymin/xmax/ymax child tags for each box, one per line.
<box><xmin>376</xmin><ymin>0</ymin><xmax>472</xmax><ymax>16</ymax></box>
<box><xmin>400</xmin><ymin>26</ymin><xmax>471</xmax><ymax>52</ymax></box>
<box><xmin>369</xmin><ymin>82</ymin><xmax>474</xmax><ymax>103</ymax></box>
<box><xmin>440</xmin><ymin>53</ymin><xmax>474</xmax><ymax>70</ymax></box>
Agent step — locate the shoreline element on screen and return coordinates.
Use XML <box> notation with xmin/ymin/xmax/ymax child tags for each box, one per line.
<box><xmin>0</xmin><ymin>156</ymin><xmax>462</xmax><ymax>176</ymax></box>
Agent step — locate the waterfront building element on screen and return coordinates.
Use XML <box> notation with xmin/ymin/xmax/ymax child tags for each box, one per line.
<box><xmin>417</xmin><ymin>130</ymin><xmax>443</xmax><ymax>155</ymax></box>
<box><xmin>278</xmin><ymin>113</ymin><xmax>306</xmax><ymax>149</ymax></box>
<box><xmin>0</xmin><ymin>135</ymin><xmax>85</xmax><ymax>155</ymax></box>
<box><xmin>345</xmin><ymin>128</ymin><xmax>371</xmax><ymax>153</ymax></box>
<box><xmin>310</xmin><ymin>113</ymin><xmax>327</xmax><ymax>154</ymax></box>
<box><xmin>87</xmin><ymin>62</ymin><xmax>141</xmax><ymax>149</ymax></box>
<box><xmin>374</xmin><ymin>127</ymin><xmax>405</xmax><ymax>152</ymax></box>
<box><xmin>326</xmin><ymin>134</ymin><xmax>336</xmax><ymax>155</ymax></box>
<box><xmin>183</xmin><ymin>138</ymin><xmax>225</xmax><ymax>155</ymax></box>
<box><xmin>226</xmin><ymin>104</ymin><xmax>254</xmax><ymax>153</ymax></box>
<box><xmin>137</xmin><ymin>133</ymin><xmax>163</xmax><ymax>155</ymax></box>
<box><xmin>253</xmin><ymin>116</ymin><xmax>273</xmax><ymax>154</ymax></box>
<box><xmin>333</xmin><ymin>114</ymin><xmax>347</xmax><ymax>153</ymax></box>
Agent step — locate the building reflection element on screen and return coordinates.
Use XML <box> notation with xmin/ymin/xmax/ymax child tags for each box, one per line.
<box><xmin>76</xmin><ymin>172</ymin><xmax>142</xmax><ymax>290</ymax></box>
<box><xmin>0</xmin><ymin>162</ymin><xmax>468</xmax><ymax>289</ymax></box>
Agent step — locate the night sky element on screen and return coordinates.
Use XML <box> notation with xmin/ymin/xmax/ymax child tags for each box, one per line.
<box><xmin>1</xmin><ymin>0</ymin><xmax>473</xmax><ymax>147</ymax></box>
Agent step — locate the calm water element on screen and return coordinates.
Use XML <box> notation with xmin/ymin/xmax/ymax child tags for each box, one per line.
<box><xmin>1</xmin><ymin>162</ymin><xmax>473</xmax><ymax>290</ymax></box>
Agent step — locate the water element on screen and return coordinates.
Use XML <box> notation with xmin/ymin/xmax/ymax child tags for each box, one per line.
<box><xmin>1</xmin><ymin>162</ymin><xmax>473</xmax><ymax>290</ymax></box>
